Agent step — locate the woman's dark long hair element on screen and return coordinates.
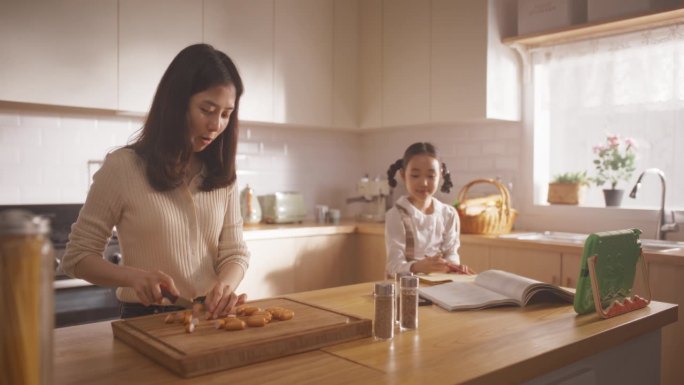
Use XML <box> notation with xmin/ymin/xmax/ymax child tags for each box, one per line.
<box><xmin>386</xmin><ymin>142</ymin><xmax>453</xmax><ymax>193</ymax></box>
<box><xmin>129</xmin><ymin>43</ymin><xmax>244</xmax><ymax>192</ymax></box>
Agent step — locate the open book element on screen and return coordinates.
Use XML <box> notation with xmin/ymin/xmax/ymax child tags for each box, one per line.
<box><xmin>418</xmin><ymin>270</ymin><xmax>574</xmax><ymax>311</ymax></box>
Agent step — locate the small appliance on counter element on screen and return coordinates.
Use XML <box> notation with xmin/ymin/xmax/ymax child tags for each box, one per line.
<box><xmin>347</xmin><ymin>175</ymin><xmax>390</xmax><ymax>222</ymax></box>
<box><xmin>258</xmin><ymin>192</ymin><xmax>306</xmax><ymax>224</ymax></box>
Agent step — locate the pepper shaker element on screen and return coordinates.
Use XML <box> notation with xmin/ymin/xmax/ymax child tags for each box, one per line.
<box><xmin>373</xmin><ymin>282</ymin><xmax>395</xmax><ymax>340</ymax></box>
<box><xmin>400</xmin><ymin>275</ymin><xmax>419</xmax><ymax>330</ymax></box>
<box><xmin>394</xmin><ymin>272</ymin><xmax>413</xmax><ymax>323</ymax></box>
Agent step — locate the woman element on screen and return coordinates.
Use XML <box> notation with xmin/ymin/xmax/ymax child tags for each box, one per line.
<box><xmin>62</xmin><ymin>44</ymin><xmax>249</xmax><ymax>320</ymax></box>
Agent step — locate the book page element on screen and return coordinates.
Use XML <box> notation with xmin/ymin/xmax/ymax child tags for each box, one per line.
<box><xmin>474</xmin><ymin>270</ymin><xmax>539</xmax><ymax>303</ymax></box>
<box><xmin>418</xmin><ymin>281</ymin><xmax>519</xmax><ymax>310</ymax></box>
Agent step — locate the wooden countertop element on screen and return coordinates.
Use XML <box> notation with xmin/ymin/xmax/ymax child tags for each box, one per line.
<box><xmin>54</xmin><ymin>283</ymin><xmax>677</xmax><ymax>385</ymax></box>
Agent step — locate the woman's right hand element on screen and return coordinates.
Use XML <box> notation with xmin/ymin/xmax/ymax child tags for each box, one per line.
<box><xmin>129</xmin><ymin>270</ymin><xmax>179</xmax><ymax>306</ymax></box>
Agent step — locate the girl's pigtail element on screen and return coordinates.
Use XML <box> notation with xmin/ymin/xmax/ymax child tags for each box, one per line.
<box><xmin>386</xmin><ymin>159</ymin><xmax>403</xmax><ymax>188</ymax></box>
<box><xmin>440</xmin><ymin>162</ymin><xmax>453</xmax><ymax>193</ymax></box>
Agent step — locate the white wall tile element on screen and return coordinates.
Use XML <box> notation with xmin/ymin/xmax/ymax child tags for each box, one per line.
<box><xmin>0</xmin><ymin>107</ymin><xmax>521</xmax><ymax>217</ymax></box>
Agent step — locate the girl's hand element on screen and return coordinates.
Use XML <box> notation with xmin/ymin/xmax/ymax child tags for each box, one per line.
<box><xmin>204</xmin><ymin>282</ymin><xmax>247</xmax><ymax>319</ymax></box>
<box><xmin>447</xmin><ymin>262</ymin><xmax>476</xmax><ymax>275</ymax></box>
<box><xmin>129</xmin><ymin>270</ymin><xmax>179</xmax><ymax>306</ymax></box>
<box><xmin>411</xmin><ymin>255</ymin><xmax>450</xmax><ymax>274</ymax></box>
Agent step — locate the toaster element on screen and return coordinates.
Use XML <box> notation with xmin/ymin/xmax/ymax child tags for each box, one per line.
<box><xmin>257</xmin><ymin>192</ymin><xmax>306</xmax><ymax>224</ymax></box>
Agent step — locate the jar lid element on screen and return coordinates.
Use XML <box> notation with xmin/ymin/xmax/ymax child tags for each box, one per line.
<box><xmin>394</xmin><ymin>271</ymin><xmax>413</xmax><ymax>281</ymax></box>
<box><xmin>374</xmin><ymin>282</ymin><xmax>394</xmax><ymax>296</ymax></box>
<box><xmin>400</xmin><ymin>275</ymin><xmax>418</xmax><ymax>288</ymax></box>
<box><xmin>0</xmin><ymin>209</ymin><xmax>51</xmax><ymax>235</ymax></box>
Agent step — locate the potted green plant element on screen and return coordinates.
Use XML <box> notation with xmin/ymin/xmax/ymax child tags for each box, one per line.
<box><xmin>590</xmin><ymin>134</ymin><xmax>637</xmax><ymax>207</ymax></box>
<box><xmin>547</xmin><ymin>171</ymin><xmax>589</xmax><ymax>205</ymax></box>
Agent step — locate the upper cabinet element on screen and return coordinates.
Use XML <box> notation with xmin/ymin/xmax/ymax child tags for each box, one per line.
<box><xmin>273</xmin><ymin>0</ymin><xmax>334</xmax><ymax>127</ymax></box>
<box><xmin>359</xmin><ymin>0</ymin><xmax>520</xmax><ymax>128</ymax></box>
<box><xmin>204</xmin><ymin>0</ymin><xmax>275</xmax><ymax>123</ymax></box>
<box><xmin>0</xmin><ymin>1</ymin><xmax>118</xmax><ymax>110</ymax></box>
<box><xmin>0</xmin><ymin>0</ymin><xmax>515</xmax><ymax>127</ymax></box>
<box><xmin>118</xmin><ymin>0</ymin><xmax>202</xmax><ymax>113</ymax></box>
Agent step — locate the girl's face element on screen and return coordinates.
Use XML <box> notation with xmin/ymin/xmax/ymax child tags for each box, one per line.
<box><xmin>401</xmin><ymin>154</ymin><xmax>441</xmax><ymax>202</ymax></box>
<box><xmin>186</xmin><ymin>84</ymin><xmax>237</xmax><ymax>152</ymax></box>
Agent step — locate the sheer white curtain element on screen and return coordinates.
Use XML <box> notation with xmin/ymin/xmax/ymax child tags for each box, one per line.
<box><xmin>532</xmin><ymin>23</ymin><xmax>684</xmax><ymax>208</ymax></box>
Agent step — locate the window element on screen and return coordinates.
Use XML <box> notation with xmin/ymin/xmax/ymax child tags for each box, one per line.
<box><xmin>531</xmin><ymin>23</ymin><xmax>684</xmax><ymax>209</ymax></box>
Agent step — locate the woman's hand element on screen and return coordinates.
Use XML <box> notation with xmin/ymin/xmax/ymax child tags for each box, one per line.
<box><xmin>129</xmin><ymin>270</ymin><xmax>179</xmax><ymax>306</ymax></box>
<box><xmin>204</xmin><ymin>282</ymin><xmax>247</xmax><ymax>319</ymax></box>
<box><xmin>411</xmin><ymin>255</ymin><xmax>450</xmax><ymax>274</ymax></box>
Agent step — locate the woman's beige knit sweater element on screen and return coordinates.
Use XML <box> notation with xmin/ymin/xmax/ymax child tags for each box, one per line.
<box><xmin>62</xmin><ymin>148</ymin><xmax>250</xmax><ymax>303</ymax></box>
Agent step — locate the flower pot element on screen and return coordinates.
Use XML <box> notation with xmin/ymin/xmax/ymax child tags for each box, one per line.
<box><xmin>602</xmin><ymin>189</ymin><xmax>624</xmax><ymax>207</ymax></box>
<box><xmin>547</xmin><ymin>183</ymin><xmax>586</xmax><ymax>205</ymax></box>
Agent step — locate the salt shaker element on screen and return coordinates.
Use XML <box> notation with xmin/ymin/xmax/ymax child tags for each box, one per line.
<box><xmin>373</xmin><ymin>282</ymin><xmax>395</xmax><ymax>340</ymax></box>
<box><xmin>394</xmin><ymin>272</ymin><xmax>413</xmax><ymax>323</ymax></box>
<box><xmin>400</xmin><ymin>275</ymin><xmax>419</xmax><ymax>330</ymax></box>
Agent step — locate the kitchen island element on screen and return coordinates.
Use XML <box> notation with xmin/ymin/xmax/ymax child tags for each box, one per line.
<box><xmin>54</xmin><ymin>282</ymin><xmax>677</xmax><ymax>385</ymax></box>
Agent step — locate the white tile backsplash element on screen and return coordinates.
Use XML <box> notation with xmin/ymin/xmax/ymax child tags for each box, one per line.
<box><xmin>0</xmin><ymin>107</ymin><xmax>522</xmax><ymax>217</ymax></box>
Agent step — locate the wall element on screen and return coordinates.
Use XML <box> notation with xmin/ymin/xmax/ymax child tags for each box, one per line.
<box><xmin>0</xmin><ymin>104</ymin><xmax>519</xmax><ymax>218</ymax></box>
<box><xmin>0</xmin><ymin>106</ymin><xmax>363</xmax><ymax>218</ymax></box>
<box><xmin>359</xmin><ymin>121</ymin><xmax>522</xmax><ymax>208</ymax></box>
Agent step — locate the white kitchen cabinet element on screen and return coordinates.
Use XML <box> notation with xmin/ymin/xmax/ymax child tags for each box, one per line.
<box><xmin>359</xmin><ymin>0</ymin><xmax>383</xmax><ymax>129</ymax></box>
<box><xmin>561</xmin><ymin>252</ymin><xmax>582</xmax><ymax>288</ymax></box>
<box><xmin>459</xmin><ymin>243</ymin><xmax>490</xmax><ymax>274</ymax></box>
<box><xmin>0</xmin><ymin>0</ymin><xmax>118</xmax><ymax>109</ymax></box>
<box><xmin>203</xmin><ymin>0</ymin><xmax>275</xmax><ymax>123</ymax></box>
<box><xmin>431</xmin><ymin>0</ymin><xmax>520</xmax><ymax>122</ymax></box>
<box><xmin>359</xmin><ymin>0</ymin><xmax>520</xmax><ymax>128</ymax></box>
<box><xmin>354</xmin><ymin>232</ymin><xmax>387</xmax><ymax>282</ymax></box>
<box><xmin>332</xmin><ymin>0</ymin><xmax>359</xmax><ymax>128</ymax></box>
<box><xmin>241</xmin><ymin>234</ymin><xmax>352</xmax><ymax>299</ymax></box>
<box><xmin>489</xmin><ymin>246</ymin><xmax>561</xmax><ymax>285</ymax></box>
<box><xmin>381</xmin><ymin>0</ymin><xmax>432</xmax><ymax>127</ymax></box>
<box><xmin>273</xmin><ymin>0</ymin><xmax>334</xmax><ymax>127</ymax></box>
<box><xmin>118</xmin><ymin>0</ymin><xmax>202</xmax><ymax>113</ymax></box>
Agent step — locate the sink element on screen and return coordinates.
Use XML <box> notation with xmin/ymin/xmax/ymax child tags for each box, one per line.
<box><xmin>498</xmin><ymin>232</ymin><xmax>683</xmax><ymax>252</ymax></box>
<box><xmin>640</xmin><ymin>239</ymin><xmax>684</xmax><ymax>252</ymax></box>
<box><xmin>498</xmin><ymin>231</ymin><xmax>587</xmax><ymax>245</ymax></box>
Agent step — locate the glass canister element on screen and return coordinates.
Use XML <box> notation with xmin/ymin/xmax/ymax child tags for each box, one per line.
<box><xmin>0</xmin><ymin>209</ymin><xmax>54</xmax><ymax>385</ymax></box>
<box><xmin>394</xmin><ymin>272</ymin><xmax>413</xmax><ymax>323</ymax></box>
<box><xmin>400</xmin><ymin>275</ymin><xmax>419</xmax><ymax>330</ymax></box>
<box><xmin>373</xmin><ymin>282</ymin><xmax>395</xmax><ymax>340</ymax></box>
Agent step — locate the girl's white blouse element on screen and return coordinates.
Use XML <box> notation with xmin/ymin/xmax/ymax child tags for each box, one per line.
<box><xmin>384</xmin><ymin>196</ymin><xmax>461</xmax><ymax>276</ymax></box>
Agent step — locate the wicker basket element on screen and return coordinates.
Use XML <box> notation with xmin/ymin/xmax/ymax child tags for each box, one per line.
<box><xmin>456</xmin><ymin>179</ymin><xmax>517</xmax><ymax>235</ymax></box>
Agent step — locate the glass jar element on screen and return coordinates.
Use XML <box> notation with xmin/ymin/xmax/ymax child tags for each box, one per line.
<box><xmin>400</xmin><ymin>275</ymin><xmax>419</xmax><ymax>330</ymax></box>
<box><xmin>0</xmin><ymin>209</ymin><xmax>54</xmax><ymax>385</ymax></box>
<box><xmin>394</xmin><ymin>272</ymin><xmax>412</xmax><ymax>323</ymax></box>
<box><xmin>373</xmin><ymin>282</ymin><xmax>395</xmax><ymax>340</ymax></box>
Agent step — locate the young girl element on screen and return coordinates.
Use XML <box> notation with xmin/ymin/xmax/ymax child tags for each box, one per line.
<box><xmin>385</xmin><ymin>142</ymin><xmax>473</xmax><ymax>276</ymax></box>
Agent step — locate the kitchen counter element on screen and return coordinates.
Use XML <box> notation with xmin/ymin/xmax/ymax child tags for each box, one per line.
<box><xmin>242</xmin><ymin>220</ymin><xmax>382</xmax><ymax>240</ymax></box>
<box><xmin>243</xmin><ymin>221</ymin><xmax>684</xmax><ymax>262</ymax></box>
<box><xmin>54</xmin><ymin>282</ymin><xmax>677</xmax><ymax>385</ymax></box>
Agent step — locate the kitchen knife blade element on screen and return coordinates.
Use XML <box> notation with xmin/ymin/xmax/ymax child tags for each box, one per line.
<box><xmin>161</xmin><ymin>288</ymin><xmax>195</xmax><ymax>309</ymax></box>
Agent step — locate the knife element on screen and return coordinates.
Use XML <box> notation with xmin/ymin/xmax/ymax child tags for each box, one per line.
<box><xmin>161</xmin><ymin>287</ymin><xmax>197</xmax><ymax>309</ymax></box>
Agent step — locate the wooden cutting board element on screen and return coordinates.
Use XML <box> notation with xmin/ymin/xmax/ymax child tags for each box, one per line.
<box><xmin>111</xmin><ymin>297</ymin><xmax>372</xmax><ymax>378</ymax></box>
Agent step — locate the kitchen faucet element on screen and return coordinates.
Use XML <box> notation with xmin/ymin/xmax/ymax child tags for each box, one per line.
<box><xmin>629</xmin><ymin>168</ymin><xmax>679</xmax><ymax>240</ymax></box>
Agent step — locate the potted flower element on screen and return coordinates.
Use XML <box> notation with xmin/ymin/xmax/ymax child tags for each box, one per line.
<box><xmin>590</xmin><ymin>134</ymin><xmax>637</xmax><ymax>207</ymax></box>
<box><xmin>547</xmin><ymin>171</ymin><xmax>589</xmax><ymax>205</ymax></box>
